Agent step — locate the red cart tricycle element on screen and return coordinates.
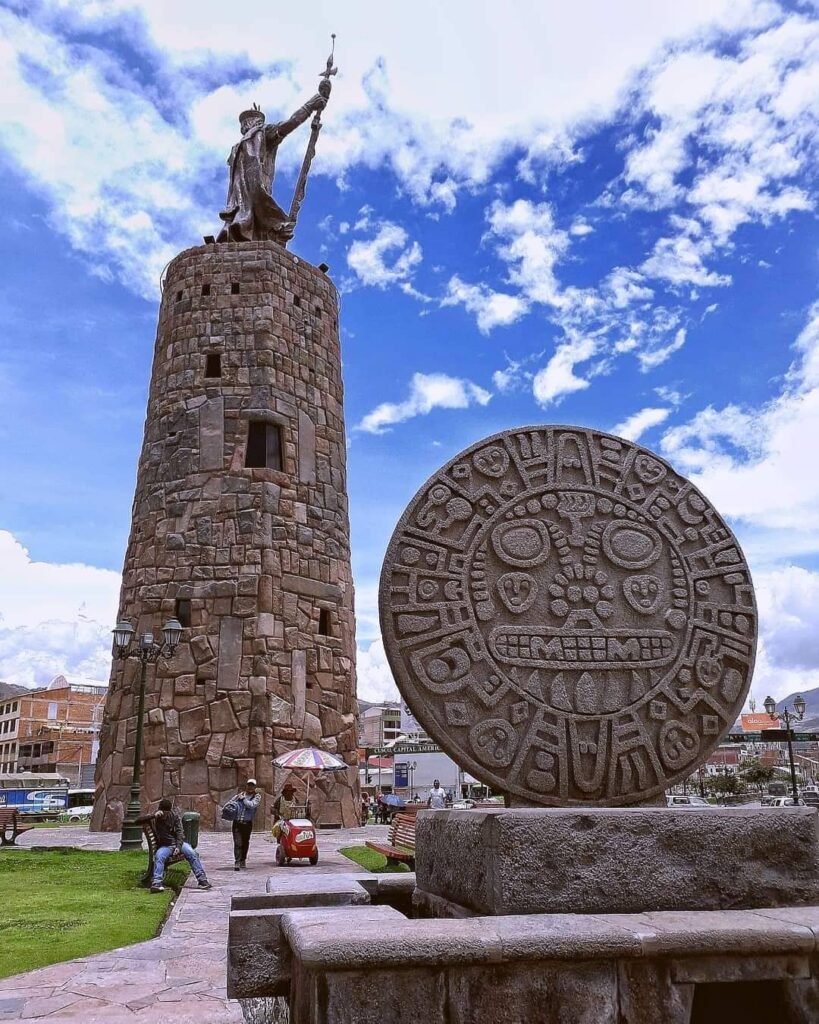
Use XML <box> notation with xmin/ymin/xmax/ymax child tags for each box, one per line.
<box><xmin>274</xmin><ymin>808</ymin><xmax>318</xmax><ymax>866</ymax></box>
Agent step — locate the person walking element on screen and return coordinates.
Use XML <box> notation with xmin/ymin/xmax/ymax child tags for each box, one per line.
<box><xmin>360</xmin><ymin>792</ymin><xmax>370</xmax><ymax>825</ymax></box>
<box><xmin>232</xmin><ymin>778</ymin><xmax>261</xmax><ymax>871</ymax></box>
<box><xmin>427</xmin><ymin>779</ymin><xmax>447</xmax><ymax>809</ymax></box>
<box><xmin>139</xmin><ymin>798</ymin><xmax>212</xmax><ymax>893</ymax></box>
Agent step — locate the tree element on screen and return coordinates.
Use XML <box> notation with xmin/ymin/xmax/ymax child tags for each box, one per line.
<box><xmin>707</xmin><ymin>774</ymin><xmax>741</xmax><ymax>803</ymax></box>
<box><xmin>740</xmin><ymin>758</ymin><xmax>776</xmax><ymax>795</ymax></box>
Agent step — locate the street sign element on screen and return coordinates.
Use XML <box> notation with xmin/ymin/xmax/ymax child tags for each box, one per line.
<box><xmin>723</xmin><ymin>730</ymin><xmax>819</xmax><ymax>743</ymax></box>
<box><xmin>372</xmin><ymin>742</ymin><xmax>442</xmax><ymax>756</ymax></box>
<box><xmin>758</xmin><ymin>729</ymin><xmax>819</xmax><ymax>742</ymax></box>
<box><xmin>761</xmin><ymin>729</ymin><xmax>790</xmax><ymax>742</ymax></box>
<box><xmin>394</xmin><ymin>763</ymin><xmax>409</xmax><ymax>788</ymax></box>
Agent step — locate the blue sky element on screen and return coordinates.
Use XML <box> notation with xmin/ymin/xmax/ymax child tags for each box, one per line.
<box><xmin>0</xmin><ymin>0</ymin><xmax>818</xmax><ymax>704</ymax></box>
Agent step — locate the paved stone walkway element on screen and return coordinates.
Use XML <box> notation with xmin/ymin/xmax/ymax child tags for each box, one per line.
<box><xmin>0</xmin><ymin>824</ymin><xmax>386</xmax><ymax>1022</ymax></box>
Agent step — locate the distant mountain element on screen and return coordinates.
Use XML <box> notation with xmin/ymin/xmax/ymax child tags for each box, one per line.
<box><xmin>356</xmin><ymin>698</ymin><xmax>400</xmax><ymax>713</ymax></box>
<box><xmin>0</xmin><ymin>681</ymin><xmax>28</xmax><ymax>700</ymax></box>
<box><xmin>774</xmin><ymin>687</ymin><xmax>819</xmax><ymax>731</ymax></box>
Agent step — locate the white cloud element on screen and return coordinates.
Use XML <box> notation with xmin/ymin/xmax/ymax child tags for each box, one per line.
<box><xmin>756</xmin><ymin>565</ymin><xmax>819</xmax><ymax>673</ymax></box>
<box><xmin>637</xmin><ymin>327</ymin><xmax>687</xmax><ymax>371</ymax></box>
<box><xmin>569</xmin><ymin>218</ymin><xmax>594</xmax><ymax>237</ymax></box>
<box><xmin>604</xmin><ymin>268</ymin><xmax>654</xmax><ymax>309</ymax></box>
<box><xmin>357</xmin><ymin>371</ymin><xmax>492</xmax><ymax>434</ymax></box>
<box><xmin>0</xmin><ymin>7</ymin><xmax>198</xmax><ymax>298</ymax></box>
<box><xmin>493</xmin><ymin>361</ymin><xmax>524</xmax><ymax>394</ymax></box>
<box><xmin>621</xmin><ymin>13</ymin><xmax>819</xmax><ymax>289</ymax></box>
<box><xmin>613</xmin><ymin>406</ymin><xmax>671</xmax><ymax>442</ymax></box>
<box><xmin>0</xmin><ymin>0</ymin><xmax>790</xmax><ymax>297</ymax></box>
<box><xmin>746</xmin><ymin>566</ymin><xmax>819</xmax><ymax>703</ymax></box>
<box><xmin>491</xmin><ymin>350</ymin><xmax>545</xmax><ymax>394</ymax></box>
<box><xmin>442</xmin><ymin>276</ymin><xmax>528</xmax><ymax>334</ymax></box>
<box><xmin>356</xmin><ymin>638</ymin><xmax>399</xmax><ymax>703</ymax></box>
<box><xmin>346</xmin><ymin>221</ymin><xmax>422</xmax><ymax>288</ymax></box>
<box><xmin>661</xmin><ymin>302</ymin><xmax>819</xmax><ymax>533</ymax></box>
<box><xmin>487</xmin><ymin>199</ymin><xmax>571</xmax><ymax>309</ymax></box>
<box><xmin>654</xmin><ymin>385</ymin><xmax>686</xmax><ymax>407</ymax></box>
<box><xmin>641</xmin><ymin>230</ymin><xmax>731</xmax><ymax>289</ymax></box>
<box><xmin>0</xmin><ymin>531</ymin><xmax>118</xmax><ymax>687</ymax></box>
<box><xmin>532</xmin><ymin>337</ymin><xmax>598</xmax><ymax>406</ymax></box>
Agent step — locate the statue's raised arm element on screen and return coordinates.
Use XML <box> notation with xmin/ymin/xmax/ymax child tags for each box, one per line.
<box><xmin>214</xmin><ymin>36</ymin><xmax>337</xmax><ymax>247</ymax></box>
<box><xmin>268</xmin><ymin>78</ymin><xmax>330</xmax><ymax>143</ymax></box>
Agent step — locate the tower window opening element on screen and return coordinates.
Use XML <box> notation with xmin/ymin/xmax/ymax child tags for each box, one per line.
<box><xmin>175</xmin><ymin>290</ymin><xmax>183</xmax><ymax>301</ymax></box>
<box><xmin>205</xmin><ymin>353</ymin><xmax>222</xmax><ymax>378</ymax></box>
<box><xmin>314</xmin><ymin>305</ymin><xmax>322</xmax><ymax>318</ymax></box>
<box><xmin>293</xmin><ymin>294</ymin><xmax>301</xmax><ymax>307</ymax></box>
<box><xmin>175</xmin><ymin>598</ymin><xmax>192</xmax><ymax>628</ymax></box>
<box><xmin>318</xmin><ymin>608</ymin><xmax>332</xmax><ymax>637</ymax></box>
<box><xmin>231</xmin><ymin>282</ymin><xmax>240</xmax><ymax>294</ymax></box>
<box><xmin>201</xmin><ymin>283</ymin><xmax>211</xmax><ymax>296</ymax></box>
<box><xmin>245</xmin><ymin>421</ymin><xmax>283</xmax><ymax>470</ymax></box>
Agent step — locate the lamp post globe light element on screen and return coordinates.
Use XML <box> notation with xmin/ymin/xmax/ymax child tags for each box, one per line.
<box><xmin>112</xmin><ymin>617</ymin><xmax>183</xmax><ymax>851</ymax></box>
<box><xmin>764</xmin><ymin>694</ymin><xmax>806</xmax><ymax>804</ymax></box>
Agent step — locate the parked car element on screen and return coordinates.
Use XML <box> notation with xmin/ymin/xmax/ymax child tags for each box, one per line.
<box><xmin>767</xmin><ymin>797</ymin><xmax>806</xmax><ymax>807</ymax></box>
<box><xmin>666</xmin><ymin>794</ymin><xmax>710</xmax><ymax>807</ymax></box>
<box><xmin>59</xmin><ymin>804</ymin><xmax>94</xmax><ymax>823</ymax></box>
<box><xmin>451</xmin><ymin>799</ymin><xmax>476</xmax><ymax>810</ymax></box>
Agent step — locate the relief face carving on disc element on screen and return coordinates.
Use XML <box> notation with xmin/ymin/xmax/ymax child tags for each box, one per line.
<box><xmin>379</xmin><ymin>426</ymin><xmax>757</xmax><ymax>807</ymax></box>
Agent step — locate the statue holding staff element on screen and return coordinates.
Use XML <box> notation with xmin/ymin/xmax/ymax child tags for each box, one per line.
<box><xmin>216</xmin><ymin>37</ymin><xmax>337</xmax><ymax>246</ymax></box>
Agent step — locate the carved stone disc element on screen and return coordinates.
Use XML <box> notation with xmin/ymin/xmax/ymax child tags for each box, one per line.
<box><xmin>379</xmin><ymin>426</ymin><xmax>757</xmax><ymax>806</ymax></box>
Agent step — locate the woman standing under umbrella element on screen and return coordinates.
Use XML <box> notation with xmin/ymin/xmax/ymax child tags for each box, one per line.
<box><xmin>271</xmin><ymin>781</ymin><xmax>312</xmax><ymax>837</ymax></box>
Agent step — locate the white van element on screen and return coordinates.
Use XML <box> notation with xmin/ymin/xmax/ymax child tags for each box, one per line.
<box><xmin>666</xmin><ymin>794</ymin><xmax>710</xmax><ymax>807</ymax></box>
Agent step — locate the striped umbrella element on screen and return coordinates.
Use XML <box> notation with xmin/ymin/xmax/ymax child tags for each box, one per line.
<box><xmin>273</xmin><ymin>747</ymin><xmax>348</xmax><ymax>771</ymax></box>
<box><xmin>273</xmin><ymin>747</ymin><xmax>349</xmax><ymax>803</ymax></box>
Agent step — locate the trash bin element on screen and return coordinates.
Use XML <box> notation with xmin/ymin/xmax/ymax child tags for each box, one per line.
<box><xmin>181</xmin><ymin>811</ymin><xmax>200</xmax><ymax>849</ymax></box>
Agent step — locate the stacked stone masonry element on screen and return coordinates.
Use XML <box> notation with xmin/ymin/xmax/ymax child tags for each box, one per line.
<box><xmin>92</xmin><ymin>241</ymin><xmax>359</xmax><ymax>830</ymax></box>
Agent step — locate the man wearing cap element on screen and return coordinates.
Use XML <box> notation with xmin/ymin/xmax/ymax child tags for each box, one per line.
<box><xmin>232</xmin><ymin>779</ymin><xmax>261</xmax><ymax>871</ymax></box>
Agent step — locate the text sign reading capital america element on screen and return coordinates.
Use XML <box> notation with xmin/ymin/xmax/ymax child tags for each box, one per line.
<box><xmin>379</xmin><ymin>426</ymin><xmax>757</xmax><ymax>807</ymax></box>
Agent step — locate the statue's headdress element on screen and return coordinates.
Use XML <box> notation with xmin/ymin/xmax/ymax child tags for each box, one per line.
<box><xmin>239</xmin><ymin>102</ymin><xmax>265</xmax><ymax>129</ymax></box>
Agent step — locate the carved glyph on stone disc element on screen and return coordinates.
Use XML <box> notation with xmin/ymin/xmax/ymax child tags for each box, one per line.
<box><xmin>379</xmin><ymin>426</ymin><xmax>757</xmax><ymax>806</ymax></box>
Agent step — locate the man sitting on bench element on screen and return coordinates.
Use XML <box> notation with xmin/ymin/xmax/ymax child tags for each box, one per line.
<box><xmin>142</xmin><ymin>798</ymin><xmax>212</xmax><ymax>893</ymax></box>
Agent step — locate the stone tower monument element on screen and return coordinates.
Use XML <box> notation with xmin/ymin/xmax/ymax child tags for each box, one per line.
<box><xmin>92</xmin><ymin>47</ymin><xmax>359</xmax><ymax>830</ymax></box>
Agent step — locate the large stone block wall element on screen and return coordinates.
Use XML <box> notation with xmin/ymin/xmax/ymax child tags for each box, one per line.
<box><xmin>91</xmin><ymin>241</ymin><xmax>359</xmax><ymax>830</ymax></box>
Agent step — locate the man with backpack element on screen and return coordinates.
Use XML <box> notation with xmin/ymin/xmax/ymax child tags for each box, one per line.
<box><xmin>229</xmin><ymin>778</ymin><xmax>262</xmax><ymax>871</ymax></box>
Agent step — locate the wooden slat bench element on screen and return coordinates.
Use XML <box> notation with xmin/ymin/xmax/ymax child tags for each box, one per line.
<box><xmin>140</xmin><ymin>818</ymin><xmax>186</xmax><ymax>886</ymax></box>
<box><xmin>365</xmin><ymin>811</ymin><xmax>416</xmax><ymax>869</ymax></box>
<box><xmin>0</xmin><ymin>807</ymin><xmax>34</xmax><ymax>846</ymax></box>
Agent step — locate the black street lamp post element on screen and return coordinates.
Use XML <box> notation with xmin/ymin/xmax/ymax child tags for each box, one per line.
<box><xmin>112</xmin><ymin>617</ymin><xmax>183</xmax><ymax>851</ymax></box>
<box><xmin>764</xmin><ymin>693</ymin><xmax>807</xmax><ymax>804</ymax></box>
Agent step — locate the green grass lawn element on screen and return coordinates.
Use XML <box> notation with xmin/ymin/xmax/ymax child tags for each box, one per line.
<box><xmin>0</xmin><ymin>848</ymin><xmax>189</xmax><ymax>978</ymax></box>
<box><xmin>339</xmin><ymin>845</ymin><xmax>411</xmax><ymax>873</ymax></box>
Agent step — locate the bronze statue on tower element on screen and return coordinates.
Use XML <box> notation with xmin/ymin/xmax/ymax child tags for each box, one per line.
<box><xmin>216</xmin><ymin>37</ymin><xmax>337</xmax><ymax>246</ymax></box>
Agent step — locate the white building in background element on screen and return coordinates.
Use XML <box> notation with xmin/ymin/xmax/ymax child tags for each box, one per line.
<box><xmin>359</xmin><ymin>700</ymin><xmax>494</xmax><ymax>800</ymax></box>
<box><xmin>358</xmin><ymin>703</ymin><xmax>402</xmax><ymax>748</ymax></box>
<box><xmin>0</xmin><ymin>697</ymin><xmax>21</xmax><ymax>773</ymax></box>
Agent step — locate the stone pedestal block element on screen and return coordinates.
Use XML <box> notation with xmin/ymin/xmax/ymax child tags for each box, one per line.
<box><xmin>229</xmin><ymin>871</ymin><xmax>819</xmax><ymax>1024</ymax></box>
<box><xmin>92</xmin><ymin>241</ymin><xmax>359</xmax><ymax>830</ymax></box>
<box><xmin>414</xmin><ymin>807</ymin><xmax>819</xmax><ymax>916</ymax></box>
